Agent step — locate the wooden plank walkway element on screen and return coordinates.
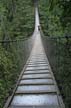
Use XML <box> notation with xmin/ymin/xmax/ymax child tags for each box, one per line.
<box><xmin>4</xmin><ymin>2</ymin><xmax>65</xmax><ymax>108</ymax></box>
<box><xmin>7</xmin><ymin>31</ymin><xmax>64</xmax><ymax>108</ymax></box>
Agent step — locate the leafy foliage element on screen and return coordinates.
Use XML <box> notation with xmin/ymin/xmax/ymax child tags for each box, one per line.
<box><xmin>0</xmin><ymin>0</ymin><xmax>34</xmax><ymax>40</ymax></box>
<box><xmin>0</xmin><ymin>0</ymin><xmax>34</xmax><ymax>107</ymax></box>
<box><xmin>39</xmin><ymin>0</ymin><xmax>71</xmax><ymax>108</ymax></box>
<box><xmin>39</xmin><ymin>0</ymin><xmax>71</xmax><ymax>36</ymax></box>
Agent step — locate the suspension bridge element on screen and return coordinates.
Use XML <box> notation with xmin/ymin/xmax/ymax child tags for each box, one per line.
<box><xmin>4</xmin><ymin>1</ymin><xmax>65</xmax><ymax>108</ymax></box>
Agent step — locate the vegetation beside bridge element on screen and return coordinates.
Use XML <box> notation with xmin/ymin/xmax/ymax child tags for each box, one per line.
<box><xmin>0</xmin><ymin>0</ymin><xmax>34</xmax><ymax>107</ymax></box>
<box><xmin>39</xmin><ymin>0</ymin><xmax>71</xmax><ymax>107</ymax></box>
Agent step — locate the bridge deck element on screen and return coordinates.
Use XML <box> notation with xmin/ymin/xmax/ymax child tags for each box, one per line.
<box><xmin>7</xmin><ymin>31</ymin><xmax>64</xmax><ymax>108</ymax></box>
<box><xmin>5</xmin><ymin>1</ymin><xmax>65</xmax><ymax>108</ymax></box>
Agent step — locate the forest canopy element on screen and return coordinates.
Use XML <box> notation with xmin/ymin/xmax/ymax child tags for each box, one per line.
<box><xmin>0</xmin><ymin>0</ymin><xmax>34</xmax><ymax>41</ymax></box>
<box><xmin>39</xmin><ymin>0</ymin><xmax>71</xmax><ymax>37</ymax></box>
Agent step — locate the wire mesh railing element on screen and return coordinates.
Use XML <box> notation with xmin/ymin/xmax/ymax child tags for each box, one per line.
<box><xmin>0</xmin><ymin>36</ymin><xmax>34</xmax><ymax>108</ymax></box>
<box><xmin>41</xmin><ymin>33</ymin><xmax>71</xmax><ymax>107</ymax></box>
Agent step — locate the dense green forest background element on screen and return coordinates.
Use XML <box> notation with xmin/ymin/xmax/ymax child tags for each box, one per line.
<box><xmin>39</xmin><ymin>0</ymin><xmax>71</xmax><ymax>108</ymax></box>
<box><xmin>0</xmin><ymin>0</ymin><xmax>34</xmax><ymax>107</ymax></box>
<box><xmin>39</xmin><ymin>0</ymin><xmax>71</xmax><ymax>37</ymax></box>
